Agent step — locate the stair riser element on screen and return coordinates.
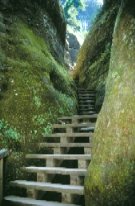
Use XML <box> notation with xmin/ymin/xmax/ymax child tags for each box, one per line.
<box><xmin>36</xmin><ymin>172</ymin><xmax>84</xmax><ymax>186</ymax></box>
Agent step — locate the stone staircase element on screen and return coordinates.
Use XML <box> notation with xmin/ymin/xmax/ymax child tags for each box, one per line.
<box><xmin>4</xmin><ymin>89</ymin><xmax>97</xmax><ymax>206</ymax></box>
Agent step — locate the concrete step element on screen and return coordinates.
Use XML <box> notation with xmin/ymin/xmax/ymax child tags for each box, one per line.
<box><xmin>57</xmin><ymin>115</ymin><xmax>96</xmax><ymax>124</ymax></box>
<box><xmin>79</xmin><ymin>97</ymin><xmax>95</xmax><ymax>99</ymax></box>
<box><xmin>78</xmin><ymin>108</ymin><xmax>95</xmax><ymax>111</ymax></box>
<box><xmin>79</xmin><ymin>103</ymin><xmax>95</xmax><ymax>106</ymax></box>
<box><xmin>78</xmin><ymin>94</ymin><xmax>96</xmax><ymax>97</ymax></box>
<box><xmin>80</xmin><ymin>127</ymin><xmax>95</xmax><ymax>132</ymax></box>
<box><xmin>78</xmin><ymin>94</ymin><xmax>95</xmax><ymax>97</ymax></box>
<box><xmin>79</xmin><ymin>104</ymin><xmax>95</xmax><ymax>107</ymax></box>
<box><xmin>26</xmin><ymin>154</ymin><xmax>91</xmax><ymax>161</ymax></box>
<box><xmin>79</xmin><ymin>106</ymin><xmax>95</xmax><ymax>109</ymax></box>
<box><xmin>78</xmin><ymin>109</ymin><xmax>95</xmax><ymax>112</ymax></box>
<box><xmin>10</xmin><ymin>180</ymin><xmax>84</xmax><ymax>195</ymax></box>
<box><xmin>79</xmin><ymin>99</ymin><xmax>95</xmax><ymax>101</ymax></box>
<box><xmin>22</xmin><ymin>166</ymin><xmax>87</xmax><ymax>176</ymax></box>
<box><xmin>58</xmin><ymin>114</ymin><xmax>97</xmax><ymax>121</ymax></box>
<box><xmin>78</xmin><ymin>89</ymin><xmax>95</xmax><ymax>91</ymax></box>
<box><xmin>53</xmin><ymin>123</ymin><xmax>95</xmax><ymax>128</ymax></box>
<box><xmin>78</xmin><ymin>91</ymin><xmax>96</xmax><ymax>93</ymax></box>
<box><xmin>78</xmin><ymin>112</ymin><xmax>96</xmax><ymax>115</ymax></box>
<box><xmin>78</xmin><ymin>90</ymin><xmax>96</xmax><ymax>92</ymax></box>
<box><xmin>79</xmin><ymin>112</ymin><xmax>96</xmax><ymax>115</ymax></box>
<box><xmin>78</xmin><ymin>98</ymin><xmax>95</xmax><ymax>101</ymax></box>
<box><xmin>5</xmin><ymin>196</ymin><xmax>80</xmax><ymax>206</ymax></box>
<box><xmin>43</xmin><ymin>133</ymin><xmax>93</xmax><ymax>138</ymax></box>
<box><xmin>38</xmin><ymin>142</ymin><xmax>92</xmax><ymax>148</ymax></box>
<box><xmin>79</xmin><ymin>100</ymin><xmax>95</xmax><ymax>103</ymax></box>
<box><xmin>42</xmin><ymin>133</ymin><xmax>92</xmax><ymax>145</ymax></box>
<box><xmin>78</xmin><ymin>88</ymin><xmax>95</xmax><ymax>91</ymax></box>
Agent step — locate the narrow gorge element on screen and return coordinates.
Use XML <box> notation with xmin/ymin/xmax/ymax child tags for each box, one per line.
<box><xmin>0</xmin><ymin>0</ymin><xmax>135</xmax><ymax>206</ymax></box>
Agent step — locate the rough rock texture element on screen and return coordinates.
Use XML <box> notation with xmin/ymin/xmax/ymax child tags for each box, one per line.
<box><xmin>74</xmin><ymin>1</ymin><xmax>119</xmax><ymax>88</ymax></box>
<box><xmin>0</xmin><ymin>0</ymin><xmax>76</xmax><ymax>182</ymax></box>
<box><xmin>74</xmin><ymin>1</ymin><xmax>119</xmax><ymax>112</ymax></box>
<box><xmin>64</xmin><ymin>32</ymin><xmax>80</xmax><ymax>69</ymax></box>
<box><xmin>85</xmin><ymin>0</ymin><xmax>135</xmax><ymax>205</ymax></box>
<box><xmin>0</xmin><ymin>0</ymin><xmax>66</xmax><ymax>63</ymax></box>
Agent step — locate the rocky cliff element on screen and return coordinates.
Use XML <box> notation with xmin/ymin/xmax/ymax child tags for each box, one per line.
<box><xmin>0</xmin><ymin>0</ymin><xmax>76</xmax><ymax>180</ymax></box>
<box><xmin>65</xmin><ymin>32</ymin><xmax>80</xmax><ymax>69</ymax></box>
<box><xmin>75</xmin><ymin>0</ymin><xmax>135</xmax><ymax>205</ymax></box>
<box><xmin>74</xmin><ymin>1</ymin><xmax>119</xmax><ymax>111</ymax></box>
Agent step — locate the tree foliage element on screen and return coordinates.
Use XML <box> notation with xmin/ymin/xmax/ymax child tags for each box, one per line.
<box><xmin>61</xmin><ymin>0</ymin><xmax>86</xmax><ymax>30</ymax></box>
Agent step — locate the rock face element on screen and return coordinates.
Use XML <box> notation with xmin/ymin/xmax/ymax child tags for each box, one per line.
<box><xmin>84</xmin><ymin>0</ymin><xmax>135</xmax><ymax>205</ymax></box>
<box><xmin>0</xmin><ymin>0</ymin><xmax>76</xmax><ymax>156</ymax></box>
<box><xmin>65</xmin><ymin>32</ymin><xmax>80</xmax><ymax>68</ymax></box>
<box><xmin>0</xmin><ymin>0</ymin><xmax>66</xmax><ymax>63</ymax></box>
<box><xmin>74</xmin><ymin>2</ymin><xmax>119</xmax><ymax>90</ymax></box>
<box><xmin>74</xmin><ymin>2</ymin><xmax>119</xmax><ymax>110</ymax></box>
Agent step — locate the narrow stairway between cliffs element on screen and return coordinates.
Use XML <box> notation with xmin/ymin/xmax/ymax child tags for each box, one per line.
<box><xmin>4</xmin><ymin>88</ymin><xmax>98</xmax><ymax>206</ymax></box>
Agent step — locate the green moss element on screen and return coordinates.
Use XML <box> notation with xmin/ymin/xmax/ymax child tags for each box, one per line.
<box><xmin>0</xmin><ymin>17</ymin><xmax>76</xmax><ymax>150</ymax></box>
<box><xmin>74</xmin><ymin>3</ymin><xmax>118</xmax><ymax>90</ymax></box>
<box><xmin>0</xmin><ymin>119</ymin><xmax>21</xmax><ymax>148</ymax></box>
<box><xmin>85</xmin><ymin>1</ymin><xmax>135</xmax><ymax>205</ymax></box>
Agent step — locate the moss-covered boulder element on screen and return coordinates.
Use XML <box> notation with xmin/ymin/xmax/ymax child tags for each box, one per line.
<box><xmin>85</xmin><ymin>1</ymin><xmax>135</xmax><ymax>205</ymax></box>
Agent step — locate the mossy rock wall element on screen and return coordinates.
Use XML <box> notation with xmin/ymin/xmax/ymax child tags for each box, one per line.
<box><xmin>0</xmin><ymin>0</ymin><xmax>66</xmax><ymax>63</ymax></box>
<box><xmin>0</xmin><ymin>1</ymin><xmax>76</xmax><ymax>182</ymax></box>
<box><xmin>85</xmin><ymin>1</ymin><xmax>135</xmax><ymax>205</ymax></box>
<box><xmin>74</xmin><ymin>2</ymin><xmax>119</xmax><ymax>90</ymax></box>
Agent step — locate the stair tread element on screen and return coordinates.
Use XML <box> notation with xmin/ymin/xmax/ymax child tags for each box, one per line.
<box><xmin>79</xmin><ymin>112</ymin><xmax>96</xmax><ymax>114</ymax></box>
<box><xmin>79</xmin><ymin>96</ymin><xmax>95</xmax><ymax>97</ymax></box>
<box><xmin>78</xmin><ymin>106</ymin><xmax>95</xmax><ymax>111</ymax></box>
<box><xmin>79</xmin><ymin>105</ymin><xmax>95</xmax><ymax>107</ymax></box>
<box><xmin>79</xmin><ymin>93</ymin><xmax>96</xmax><ymax>94</ymax></box>
<box><xmin>78</xmin><ymin>110</ymin><xmax>95</xmax><ymax>112</ymax></box>
<box><xmin>26</xmin><ymin>154</ymin><xmax>91</xmax><ymax>160</ymax></box>
<box><xmin>39</xmin><ymin>143</ymin><xmax>91</xmax><ymax>148</ymax></box>
<box><xmin>78</xmin><ymin>98</ymin><xmax>95</xmax><ymax>100</ymax></box>
<box><xmin>53</xmin><ymin>123</ymin><xmax>95</xmax><ymax>129</ymax></box>
<box><xmin>23</xmin><ymin>166</ymin><xmax>87</xmax><ymax>175</ymax></box>
<box><xmin>43</xmin><ymin>133</ymin><xmax>93</xmax><ymax>138</ymax></box>
<box><xmin>58</xmin><ymin>114</ymin><xmax>97</xmax><ymax>120</ymax></box>
<box><xmin>10</xmin><ymin>181</ymin><xmax>84</xmax><ymax>194</ymax></box>
<box><xmin>79</xmin><ymin>102</ymin><xmax>95</xmax><ymax>104</ymax></box>
<box><xmin>79</xmin><ymin>108</ymin><xmax>95</xmax><ymax>110</ymax></box>
<box><xmin>5</xmin><ymin>196</ymin><xmax>80</xmax><ymax>206</ymax></box>
<box><xmin>78</xmin><ymin>96</ymin><xmax>95</xmax><ymax>98</ymax></box>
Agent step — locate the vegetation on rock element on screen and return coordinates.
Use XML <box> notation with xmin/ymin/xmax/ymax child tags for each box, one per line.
<box><xmin>75</xmin><ymin>0</ymin><xmax>135</xmax><ymax>205</ymax></box>
<box><xmin>74</xmin><ymin>1</ymin><xmax>119</xmax><ymax>91</ymax></box>
<box><xmin>0</xmin><ymin>0</ymin><xmax>77</xmax><ymax>183</ymax></box>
